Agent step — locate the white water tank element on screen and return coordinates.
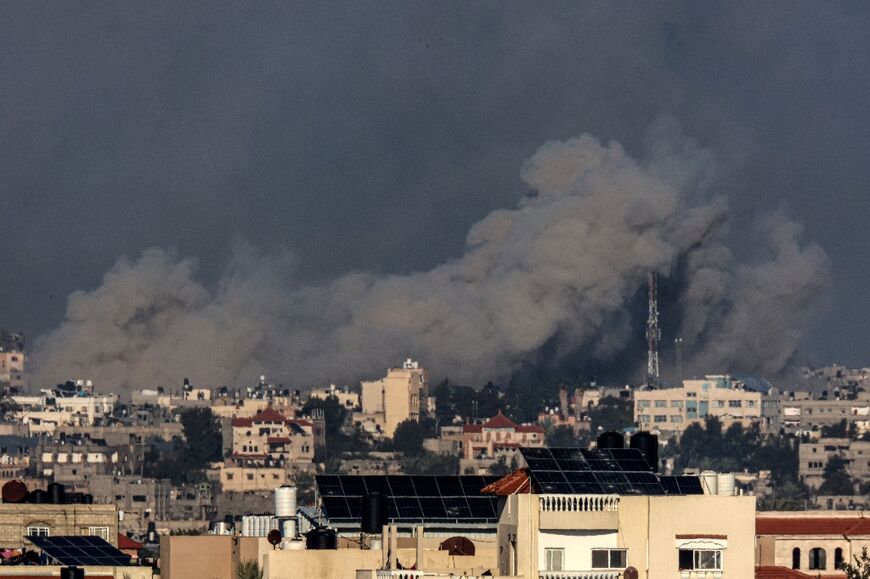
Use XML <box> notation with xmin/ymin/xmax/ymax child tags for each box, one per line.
<box><xmin>717</xmin><ymin>472</ymin><xmax>736</xmax><ymax>496</ymax></box>
<box><xmin>275</xmin><ymin>486</ymin><xmax>297</xmax><ymax>518</ymax></box>
<box><xmin>241</xmin><ymin>516</ymin><xmax>253</xmax><ymax>537</ymax></box>
<box><xmin>700</xmin><ymin>470</ymin><xmax>718</xmax><ymax>495</ymax></box>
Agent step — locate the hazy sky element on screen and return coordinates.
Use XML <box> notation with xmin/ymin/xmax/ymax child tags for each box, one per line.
<box><xmin>2</xmin><ymin>3</ymin><xmax>869</xmax><ymax>381</ymax></box>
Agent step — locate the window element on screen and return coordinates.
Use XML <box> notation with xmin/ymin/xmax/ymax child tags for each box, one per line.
<box><xmin>545</xmin><ymin>548</ymin><xmax>564</xmax><ymax>571</ymax></box>
<box><xmin>792</xmin><ymin>547</ymin><xmax>800</xmax><ymax>570</ymax></box>
<box><xmin>671</xmin><ymin>400</ymin><xmax>683</xmax><ymax>408</ymax></box>
<box><xmin>637</xmin><ymin>400</ymin><xmax>651</xmax><ymax>409</ymax></box>
<box><xmin>714</xmin><ymin>400</ymin><xmax>725</xmax><ymax>408</ymax></box>
<box><xmin>655</xmin><ymin>400</ymin><xmax>667</xmax><ymax>408</ymax></box>
<box><xmin>729</xmin><ymin>400</ymin><xmax>742</xmax><ymax>408</ymax></box>
<box><xmin>678</xmin><ymin>549</ymin><xmax>722</xmax><ymax>571</ymax></box>
<box><xmin>672</xmin><ymin>416</ymin><xmax>683</xmax><ymax>423</ymax></box>
<box><xmin>809</xmin><ymin>548</ymin><xmax>826</xmax><ymax>570</ymax></box>
<box><xmin>87</xmin><ymin>527</ymin><xmax>110</xmax><ymax>541</ymax></box>
<box><xmin>592</xmin><ymin>549</ymin><xmax>627</xmax><ymax>569</ymax></box>
<box><xmin>246</xmin><ymin>473</ymin><xmax>254</xmax><ymax>481</ymax></box>
<box><xmin>654</xmin><ymin>415</ymin><xmax>667</xmax><ymax>423</ymax></box>
<box><xmin>26</xmin><ymin>526</ymin><xmax>50</xmax><ymax>537</ymax></box>
<box><xmin>835</xmin><ymin>548</ymin><xmax>844</xmax><ymax>569</ymax></box>
<box><xmin>132</xmin><ymin>495</ymin><xmax>147</xmax><ymax>502</ymax></box>
<box><xmin>226</xmin><ymin>473</ymin><xmax>234</xmax><ymax>480</ymax></box>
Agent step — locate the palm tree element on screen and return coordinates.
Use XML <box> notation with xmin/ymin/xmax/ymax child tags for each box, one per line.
<box><xmin>237</xmin><ymin>560</ymin><xmax>264</xmax><ymax>579</ymax></box>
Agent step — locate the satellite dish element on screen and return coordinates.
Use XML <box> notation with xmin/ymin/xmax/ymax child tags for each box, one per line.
<box><xmin>624</xmin><ymin>567</ymin><xmax>639</xmax><ymax>579</ymax></box>
<box><xmin>267</xmin><ymin>529</ymin><xmax>283</xmax><ymax>547</ymax></box>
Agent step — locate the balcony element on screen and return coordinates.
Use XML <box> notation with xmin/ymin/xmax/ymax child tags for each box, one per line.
<box><xmin>538</xmin><ymin>494</ymin><xmax>619</xmax><ymax>531</ymax></box>
<box><xmin>539</xmin><ymin>572</ymin><xmax>621</xmax><ymax>579</ymax></box>
<box><xmin>375</xmin><ymin>572</ymin><xmax>494</xmax><ymax>579</ymax></box>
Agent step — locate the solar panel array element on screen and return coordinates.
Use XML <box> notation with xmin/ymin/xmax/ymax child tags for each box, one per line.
<box><xmin>26</xmin><ymin>535</ymin><xmax>132</xmax><ymax>567</ymax></box>
<box><xmin>316</xmin><ymin>475</ymin><xmax>500</xmax><ymax>523</ymax></box>
<box><xmin>520</xmin><ymin>447</ymin><xmax>704</xmax><ymax>496</ymax></box>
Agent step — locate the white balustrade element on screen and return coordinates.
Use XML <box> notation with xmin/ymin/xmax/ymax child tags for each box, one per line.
<box><xmin>539</xmin><ymin>572</ymin><xmax>621</xmax><ymax>579</ymax></box>
<box><xmin>539</xmin><ymin>494</ymin><xmax>620</xmax><ymax>512</ymax></box>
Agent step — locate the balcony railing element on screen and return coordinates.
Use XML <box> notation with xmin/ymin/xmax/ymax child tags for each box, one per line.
<box><xmin>539</xmin><ymin>572</ymin><xmax>621</xmax><ymax>579</ymax></box>
<box><xmin>376</xmin><ymin>572</ymin><xmax>488</xmax><ymax>579</ymax></box>
<box><xmin>539</xmin><ymin>494</ymin><xmax>620</xmax><ymax>512</ymax></box>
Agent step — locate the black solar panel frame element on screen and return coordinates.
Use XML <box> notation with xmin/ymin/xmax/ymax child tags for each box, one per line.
<box><xmin>27</xmin><ymin>535</ymin><xmax>131</xmax><ymax>567</ymax></box>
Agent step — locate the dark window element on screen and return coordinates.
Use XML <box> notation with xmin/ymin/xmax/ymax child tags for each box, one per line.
<box><xmin>835</xmin><ymin>548</ymin><xmax>844</xmax><ymax>569</ymax></box>
<box><xmin>132</xmin><ymin>495</ymin><xmax>147</xmax><ymax>502</ymax></box>
<box><xmin>792</xmin><ymin>547</ymin><xmax>800</xmax><ymax>569</ymax></box>
<box><xmin>809</xmin><ymin>548</ymin><xmax>826</xmax><ymax>570</ymax></box>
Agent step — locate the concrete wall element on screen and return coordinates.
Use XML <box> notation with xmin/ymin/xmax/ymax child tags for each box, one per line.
<box><xmin>0</xmin><ymin>503</ymin><xmax>119</xmax><ymax>549</ymax></box>
<box><xmin>263</xmin><ymin>549</ymin><xmax>382</xmax><ymax>579</ymax></box>
<box><xmin>0</xmin><ymin>566</ymin><xmax>150</xmax><ymax>578</ymax></box>
<box><xmin>160</xmin><ymin>535</ymin><xmax>236</xmax><ymax>579</ymax></box>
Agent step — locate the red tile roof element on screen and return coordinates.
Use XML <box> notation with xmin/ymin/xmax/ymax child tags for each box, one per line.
<box><xmin>231</xmin><ymin>407</ymin><xmax>290</xmax><ymax>427</ymax></box>
<box><xmin>231</xmin><ymin>417</ymin><xmax>253</xmax><ymax>427</ymax></box>
<box><xmin>755</xmin><ymin>566</ymin><xmax>820</xmax><ymax>579</ymax></box>
<box><xmin>756</xmin><ymin>516</ymin><xmax>870</xmax><ymax>536</ymax></box>
<box><xmin>481</xmin><ymin>468</ymin><xmax>532</xmax><ymax>495</ymax></box>
<box><xmin>462</xmin><ymin>411</ymin><xmax>545</xmax><ymax>434</ymax></box>
<box><xmin>118</xmin><ymin>533</ymin><xmax>143</xmax><ymax>550</ymax></box>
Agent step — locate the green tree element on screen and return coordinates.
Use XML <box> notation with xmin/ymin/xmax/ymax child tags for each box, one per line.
<box><xmin>237</xmin><ymin>560</ymin><xmax>264</xmax><ymax>579</ymax></box>
<box><xmin>822</xmin><ymin>419</ymin><xmax>848</xmax><ymax>438</ymax></box>
<box><xmin>587</xmin><ymin>396</ymin><xmax>633</xmax><ymax>434</ymax></box>
<box><xmin>180</xmin><ymin>407</ymin><xmax>223</xmax><ymax>468</ymax></box>
<box><xmin>819</xmin><ymin>455</ymin><xmax>855</xmax><ymax>495</ymax></box>
<box><xmin>392</xmin><ymin>420</ymin><xmax>426</xmax><ymax>456</ymax></box>
<box><xmin>843</xmin><ymin>547</ymin><xmax>870</xmax><ymax>579</ymax></box>
<box><xmin>545</xmin><ymin>425</ymin><xmax>578</xmax><ymax>447</ymax></box>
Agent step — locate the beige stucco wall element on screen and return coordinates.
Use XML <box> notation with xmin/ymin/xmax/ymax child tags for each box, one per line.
<box><xmin>263</xmin><ymin>548</ymin><xmax>382</xmax><ymax>579</ymax></box>
<box><xmin>0</xmin><ymin>566</ymin><xmax>151</xmax><ymax>578</ymax></box>
<box><xmin>0</xmin><ymin>503</ymin><xmax>119</xmax><ymax>549</ymax></box>
<box><xmin>160</xmin><ymin>535</ymin><xmax>236</xmax><ymax>579</ymax></box>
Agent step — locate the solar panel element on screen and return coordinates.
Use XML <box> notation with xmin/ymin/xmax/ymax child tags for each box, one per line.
<box><xmin>519</xmin><ymin>447</ymin><xmax>677</xmax><ymax>496</ymax></box>
<box><xmin>315</xmin><ymin>475</ymin><xmax>501</xmax><ymax>524</ymax></box>
<box><xmin>675</xmin><ymin>476</ymin><xmax>705</xmax><ymax>495</ymax></box>
<box><xmin>26</xmin><ymin>536</ymin><xmax>131</xmax><ymax>567</ymax></box>
<box><xmin>659</xmin><ymin>475</ymin><xmax>681</xmax><ymax>494</ymax></box>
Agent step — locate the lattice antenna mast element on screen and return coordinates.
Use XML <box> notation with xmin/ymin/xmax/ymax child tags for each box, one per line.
<box><xmin>646</xmin><ymin>271</ymin><xmax>661</xmax><ymax>385</ymax></box>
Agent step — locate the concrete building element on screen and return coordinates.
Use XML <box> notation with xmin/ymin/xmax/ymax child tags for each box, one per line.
<box><xmin>780</xmin><ymin>393</ymin><xmax>870</xmax><ymax>435</ymax></box>
<box><xmin>356</xmin><ymin>359</ymin><xmax>429</xmax><ymax>438</ymax></box>
<box><xmin>634</xmin><ymin>375</ymin><xmax>764</xmax><ymax>436</ymax></box>
<box><xmin>462</xmin><ymin>411</ymin><xmax>545</xmax><ymax>461</ymax></box>
<box><xmin>13</xmin><ymin>384</ymin><xmax>117</xmax><ymax>435</ymax></box>
<box><xmin>0</xmin><ymin>503</ymin><xmax>119</xmax><ymax>549</ymax></box>
<box><xmin>308</xmin><ymin>384</ymin><xmax>360</xmax><ymax>411</ymax></box>
<box><xmin>799</xmin><ymin>437</ymin><xmax>870</xmax><ymax>490</ymax></box>
<box><xmin>0</xmin><ymin>351</ymin><xmax>24</xmax><ymax>390</ymax></box>
<box><xmin>87</xmin><ymin>474</ymin><xmax>171</xmax><ymax>533</ymax></box>
<box><xmin>756</xmin><ymin>511</ymin><xmax>870</xmax><ymax>575</ymax></box>
<box><xmin>230</xmin><ymin>407</ymin><xmax>314</xmax><ymax>468</ymax></box>
<box><xmin>218</xmin><ymin>465</ymin><xmax>290</xmax><ymax>492</ymax></box>
<box><xmin>36</xmin><ymin>438</ymin><xmax>143</xmax><ymax>483</ymax></box>
<box><xmin>486</xmin><ymin>471</ymin><xmax>756</xmax><ymax>579</ymax></box>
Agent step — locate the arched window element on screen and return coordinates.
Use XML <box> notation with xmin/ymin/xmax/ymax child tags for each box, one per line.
<box><xmin>835</xmin><ymin>548</ymin><xmax>844</xmax><ymax>569</ymax></box>
<box><xmin>792</xmin><ymin>548</ymin><xmax>801</xmax><ymax>569</ymax></box>
<box><xmin>809</xmin><ymin>548</ymin><xmax>826</xmax><ymax>570</ymax></box>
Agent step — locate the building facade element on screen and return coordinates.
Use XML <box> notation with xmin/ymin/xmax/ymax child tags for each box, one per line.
<box><xmin>356</xmin><ymin>359</ymin><xmax>429</xmax><ymax>438</ymax></box>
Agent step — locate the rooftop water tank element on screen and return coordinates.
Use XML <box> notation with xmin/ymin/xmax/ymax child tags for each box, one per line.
<box><xmin>597</xmin><ymin>431</ymin><xmax>625</xmax><ymax>450</ymax></box>
<box><xmin>717</xmin><ymin>472</ymin><xmax>736</xmax><ymax>496</ymax></box>
<box><xmin>275</xmin><ymin>486</ymin><xmax>297</xmax><ymax>518</ymax></box>
<box><xmin>306</xmin><ymin>527</ymin><xmax>337</xmax><ymax>550</ymax></box>
<box><xmin>360</xmin><ymin>492</ymin><xmax>388</xmax><ymax>535</ymax></box>
<box><xmin>700</xmin><ymin>471</ymin><xmax>718</xmax><ymax>495</ymax></box>
<box><xmin>629</xmin><ymin>431</ymin><xmax>659</xmax><ymax>473</ymax></box>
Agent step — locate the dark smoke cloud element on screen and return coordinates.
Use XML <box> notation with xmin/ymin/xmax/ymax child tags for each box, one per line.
<box><xmin>31</xmin><ymin>122</ymin><xmax>829</xmax><ymax>392</ymax></box>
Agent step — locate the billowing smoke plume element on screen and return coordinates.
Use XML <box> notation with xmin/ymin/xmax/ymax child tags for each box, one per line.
<box><xmin>32</xmin><ymin>123</ymin><xmax>830</xmax><ymax>392</ymax></box>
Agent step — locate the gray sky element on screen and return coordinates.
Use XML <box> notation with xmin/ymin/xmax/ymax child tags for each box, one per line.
<box><xmin>2</xmin><ymin>3</ymin><xmax>869</xmax><ymax>385</ymax></box>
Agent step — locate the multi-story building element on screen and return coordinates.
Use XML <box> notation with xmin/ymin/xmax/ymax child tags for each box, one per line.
<box><xmin>308</xmin><ymin>384</ymin><xmax>360</xmax><ymax>411</ymax></box>
<box><xmin>87</xmin><ymin>474</ymin><xmax>171</xmax><ymax>533</ymax></box>
<box><xmin>36</xmin><ymin>438</ymin><xmax>144</xmax><ymax>483</ymax></box>
<box><xmin>355</xmin><ymin>359</ymin><xmax>429</xmax><ymax>438</ymax></box>
<box><xmin>13</xmin><ymin>382</ymin><xmax>117</xmax><ymax>435</ymax></box>
<box><xmin>780</xmin><ymin>392</ymin><xmax>870</xmax><ymax>435</ymax></box>
<box><xmin>799</xmin><ymin>437</ymin><xmax>870</xmax><ymax>490</ymax></box>
<box><xmin>230</xmin><ymin>407</ymin><xmax>314</xmax><ymax>469</ymax></box>
<box><xmin>218</xmin><ymin>465</ymin><xmax>290</xmax><ymax>492</ymax></box>
<box><xmin>634</xmin><ymin>375</ymin><xmax>765</xmax><ymax>436</ymax></box>
<box><xmin>756</xmin><ymin>512</ymin><xmax>870</xmax><ymax>575</ymax></box>
<box><xmin>0</xmin><ymin>502</ymin><xmax>120</xmax><ymax>549</ymax></box>
<box><xmin>462</xmin><ymin>411</ymin><xmax>545</xmax><ymax>461</ymax></box>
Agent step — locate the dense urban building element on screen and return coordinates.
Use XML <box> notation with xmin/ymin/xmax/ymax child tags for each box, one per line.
<box><xmin>355</xmin><ymin>359</ymin><xmax>429</xmax><ymax>438</ymax></box>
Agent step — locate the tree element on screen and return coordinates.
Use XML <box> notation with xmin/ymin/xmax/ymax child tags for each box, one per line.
<box><xmin>822</xmin><ymin>419</ymin><xmax>848</xmax><ymax>438</ymax></box>
<box><xmin>392</xmin><ymin>420</ymin><xmax>426</xmax><ymax>456</ymax></box>
<box><xmin>587</xmin><ymin>396</ymin><xmax>633</xmax><ymax>434</ymax></box>
<box><xmin>179</xmin><ymin>407</ymin><xmax>223</xmax><ymax>469</ymax></box>
<box><xmin>301</xmin><ymin>397</ymin><xmax>346</xmax><ymax>436</ymax></box>
<box><xmin>843</xmin><ymin>547</ymin><xmax>870</xmax><ymax>579</ymax></box>
<box><xmin>294</xmin><ymin>471</ymin><xmax>316</xmax><ymax>506</ymax></box>
<box><xmin>401</xmin><ymin>452</ymin><xmax>459</xmax><ymax>475</ymax></box>
<box><xmin>545</xmin><ymin>425</ymin><xmax>578</xmax><ymax>447</ymax></box>
<box><xmin>819</xmin><ymin>455</ymin><xmax>855</xmax><ymax>495</ymax></box>
<box><xmin>237</xmin><ymin>560</ymin><xmax>264</xmax><ymax>579</ymax></box>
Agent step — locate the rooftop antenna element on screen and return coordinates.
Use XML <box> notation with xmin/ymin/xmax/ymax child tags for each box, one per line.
<box><xmin>646</xmin><ymin>271</ymin><xmax>661</xmax><ymax>387</ymax></box>
<box><xmin>674</xmin><ymin>337</ymin><xmax>683</xmax><ymax>386</ymax></box>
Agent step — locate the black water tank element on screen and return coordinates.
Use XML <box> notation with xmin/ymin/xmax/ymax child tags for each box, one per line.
<box><xmin>29</xmin><ymin>489</ymin><xmax>48</xmax><ymax>504</ymax></box>
<box><xmin>360</xmin><ymin>493</ymin><xmax>388</xmax><ymax>534</ymax></box>
<box><xmin>66</xmin><ymin>492</ymin><xmax>84</xmax><ymax>504</ymax></box>
<box><xmin>48</xmin><ymin>483</ymin><xmax>66</xmax><ymax>505</ymax></box>
<box><xmin>83</xmin><ymin>494</ymin><xmax>94</xmax><ymax>504</ymax></box>
<box><xmin>630</xmin><ymin>431</ymin><xmax>659</xmax><ymax>473</ymax></box>
<box><xmin>60</xmin><ymin>566</ymin><xmax>85</xmax><ymax>579</ymax></box>
<box><xmin>597</xmin><ymin>431</ymin><xmax>625</xmax><ymax>449</ymax></box>
<box><xmin>306</xmin><ymin>526</ymin><xmax>337</xmax><ymax>550</ymax></box>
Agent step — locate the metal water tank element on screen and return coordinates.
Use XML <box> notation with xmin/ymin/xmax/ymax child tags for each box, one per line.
<box><xmin>241</xmin><ymin>516</ymin><xmax>253</xmax><ymax>537</ymax></box>
<box><xmin>629</xmin><ymin>431</ymin><xmax>659</xmax><ymax>473</ymax></box>
<box><xmin>700</xmin><ymin>471</ymin><xmax>718</xmax><ymax>495</ymax></box>
<box><xmin>305</xmin><ymin>527</ymin><xmax>337</xmax><ymax>550</ymax></box>
<box><xmin>2</xmin><ymin>480</ymin><xmax>28</xmax><ymax>503</ymax></box>
<box><xmin>48</xmin><ymin>483</ymin><xmax>66</xmax><ymax>505</ymax></box>
<box><xmin>281</xmin><ymin>518</ymin><xmax>297</xmax><ymax>539</ymax></box>
<box><xmin>275</xmin><ymin>486</ymin><xmax>297</xmax><ymax>517</ymax></box>
<box><xmin>597</xmin><ymin>431</ymin><xmax>625</xmax><ymax>449</ymax></box>
<box><xmin>717</xmin><ymin>472</ymin><xmax>736</xmax><ymax>496</ymax></box>
<box><xmin>360</xmin><ymin>493</ymin><xmax>388</xmax><ymax>534</ymax></box>
<box><xmin>29</xmin><ymin>489</ymin><xmax>48</xmax><ymax>504</ymax></box>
